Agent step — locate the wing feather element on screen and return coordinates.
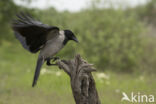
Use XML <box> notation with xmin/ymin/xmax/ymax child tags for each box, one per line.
<box><xmin>12</xmin><ymin>12</ymin><xmax>59</xmax><ymax>53</ymax></box>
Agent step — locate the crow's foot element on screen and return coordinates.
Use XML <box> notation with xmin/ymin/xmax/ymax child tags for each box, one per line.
<box><xmin>46</xmin><ymin>57</ymin><xmax>59</xmax><ymax>66</ymax></box>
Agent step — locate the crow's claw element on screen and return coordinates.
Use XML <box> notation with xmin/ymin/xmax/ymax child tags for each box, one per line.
<box><xmin>46</xmin><ymin>57</ymin><xmax>59</xmax><ymax>66</ymax></box>
<box><xmin>52</xmin><ymin>57</ymin><xmax>59</xmax><ymax>62</ymax></box>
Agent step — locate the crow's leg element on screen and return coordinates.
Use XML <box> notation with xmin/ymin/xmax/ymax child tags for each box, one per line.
<box><xmin>52</xmin><ymin>56</ymin><xmax>59</xmax><ymax>62</ymax></box>
<box><xmin>46</xmin><ymin>57</ymin><xmax>59</xmax><ymax>66</ymax></box>
<box><xmin>46</xmin><ymin>58</ymin><xmax>57</xmax><ymax>66</ymax></box>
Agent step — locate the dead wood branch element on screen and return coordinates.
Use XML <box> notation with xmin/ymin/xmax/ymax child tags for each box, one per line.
<box><xmin>57</xmin><ymin>54</ymin><xmax>101</xmax><ymax>104</ymax></box>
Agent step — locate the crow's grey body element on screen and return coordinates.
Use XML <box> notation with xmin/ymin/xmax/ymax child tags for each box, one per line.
<box><xmin>39</xmin><ymin>31</ymin><xmax>65</xmax><ymax>59</ymax></box>
<box><xmin>12</xmin><ymin>13</ymin><xmax>78</xmax><ymax>87</ymax></box>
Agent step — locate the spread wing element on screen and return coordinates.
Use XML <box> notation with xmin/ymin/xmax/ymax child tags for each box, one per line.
<box><xmin>12</xmin><ymin>12</ymin><xmax>59</xmax><ymax>53</ymax></box>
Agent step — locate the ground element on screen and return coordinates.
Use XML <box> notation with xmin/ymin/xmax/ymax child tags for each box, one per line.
<box><xmin>0</xmin><ymin>40</ymin><xmax>155</xmax><ymax>104</ymax></box>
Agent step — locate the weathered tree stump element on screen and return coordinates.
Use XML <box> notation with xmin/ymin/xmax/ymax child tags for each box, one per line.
<box><xmin>56</xmin><ymin>54</ymin><xmax>101</xmax><ymax>104</ymax></box>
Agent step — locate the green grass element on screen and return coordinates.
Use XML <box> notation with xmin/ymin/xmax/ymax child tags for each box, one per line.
<box><xmin>0</xmin><ymin>40</ymin><xmax>156</xmax><ymax>104</ymax></box>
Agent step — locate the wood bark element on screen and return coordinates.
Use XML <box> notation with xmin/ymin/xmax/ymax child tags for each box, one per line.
<box><xmin>56</xmin><ymin>54</ymin><xmax>101</xmax><ymax>104</ymax></box>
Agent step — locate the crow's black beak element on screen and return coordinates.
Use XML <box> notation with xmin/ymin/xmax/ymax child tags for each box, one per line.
<box><xmin>72</xmin><ymin>37</ymin><xmax>79</xmax><ymax>43</ymax></box>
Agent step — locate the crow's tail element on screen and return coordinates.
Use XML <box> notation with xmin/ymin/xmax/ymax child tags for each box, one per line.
<box><xmin>32</xmin><ymin>57</ymin><xmax>44</xmax><ymax>87</ymax></box>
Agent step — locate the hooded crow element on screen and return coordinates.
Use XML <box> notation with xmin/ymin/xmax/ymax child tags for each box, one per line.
<box><xmin>12</xmin><ymin>13</ymin><xmax>79</xmax><ymax>87</ymax></box>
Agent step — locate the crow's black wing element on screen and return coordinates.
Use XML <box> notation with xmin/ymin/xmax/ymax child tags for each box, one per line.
<box><xmin>12</xmin><ymin>13</ymin><xmax>59</xmax><ymax>53</ymax></box>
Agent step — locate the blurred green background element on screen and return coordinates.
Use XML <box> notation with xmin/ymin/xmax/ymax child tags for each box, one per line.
<box><xmin>0</xmin><ymin>0</ymin><xmax>156</xmax><ymax>104</ymax></box>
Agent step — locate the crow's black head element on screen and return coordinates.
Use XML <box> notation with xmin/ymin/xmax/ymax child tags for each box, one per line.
<box><xmin>64</xmin><ymin>30</ymin><xmax>79</xmax><ymax>43</ymax></box>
